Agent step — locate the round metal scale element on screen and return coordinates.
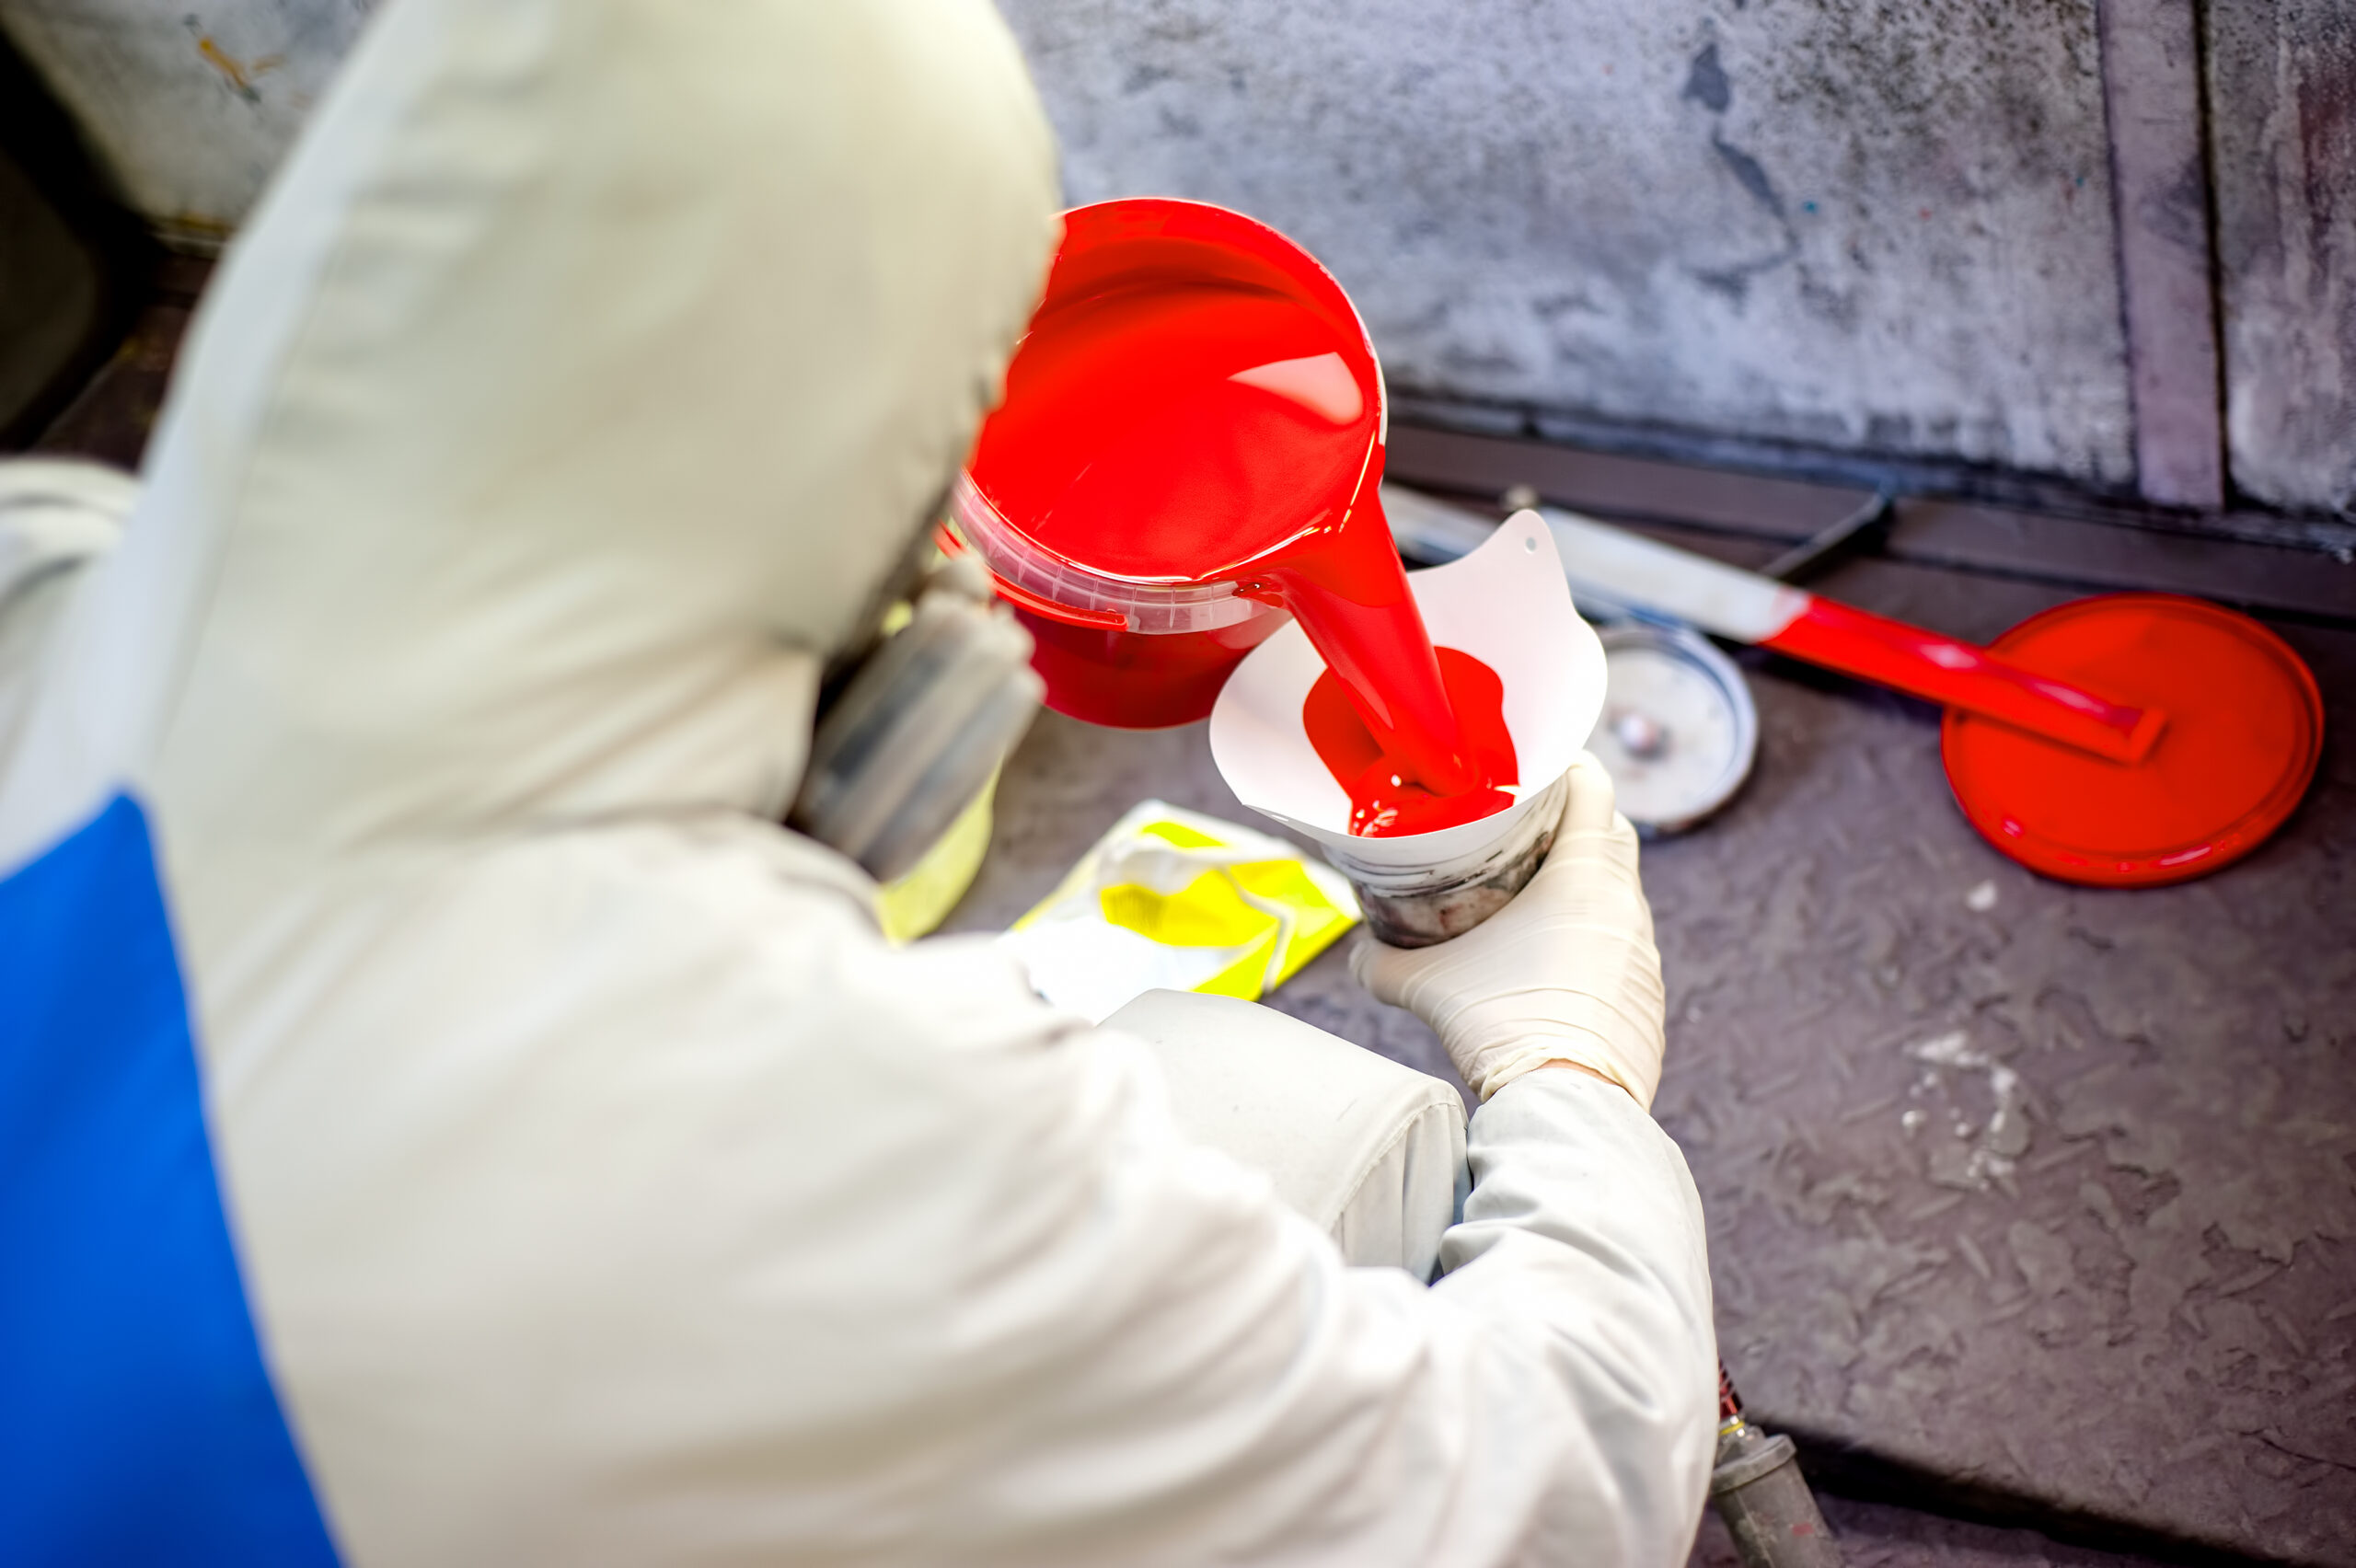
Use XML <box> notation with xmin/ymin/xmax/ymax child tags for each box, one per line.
<box><xmin>1588</xmin><ymin>622</ymin><xmax>1760</xmax><ymax>835</ymax></box>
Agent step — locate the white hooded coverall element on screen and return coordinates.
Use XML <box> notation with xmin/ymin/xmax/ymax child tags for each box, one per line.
<box><xmin>0</xmin><ymin>2</ymin><xmax>1719</xmax><ymax>1562</ymax></box>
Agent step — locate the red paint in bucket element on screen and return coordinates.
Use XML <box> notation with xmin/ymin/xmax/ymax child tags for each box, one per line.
<box><xmin>958</xmin><ymin>200</ymin><xmax>1484</xmax><ymax>797</ymax></box>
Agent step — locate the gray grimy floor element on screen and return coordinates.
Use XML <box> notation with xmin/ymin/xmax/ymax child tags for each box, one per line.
<box><xmin>944</xmin><ymin>540</ymin><xmax>2356</xmax><ymax>1567</ymax></box>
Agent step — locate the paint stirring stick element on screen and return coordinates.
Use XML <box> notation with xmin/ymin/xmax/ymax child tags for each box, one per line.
<box><xmin>1382</xmin><ymin>486</ymin><xmax>2323</xmax><ymax>888</ymax></box>
<box><xmin>1388</xmin><ymin>490</ymin><xmax>2161</xmax><ymax>763</ymax></box>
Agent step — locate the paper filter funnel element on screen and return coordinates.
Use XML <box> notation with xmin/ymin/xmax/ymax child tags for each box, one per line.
<box><xmin>1209</xmin><ymin>510</ymin><xmax>1606</xmax><ymax>942</ymax></box>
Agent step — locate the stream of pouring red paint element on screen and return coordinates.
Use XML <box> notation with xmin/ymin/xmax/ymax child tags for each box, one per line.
<box><xmin>967</xmin><ymin>259</ymin><xmax>1496</xmax><ymax>809</ymax></box>
<box><xmin>1305</xmin><ymin>649</ymin><xmax>1519</xmax><ymax>836</ymax></box>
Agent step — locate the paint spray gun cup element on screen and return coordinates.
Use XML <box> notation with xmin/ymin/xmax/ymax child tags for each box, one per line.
<box><xmin>1314</xmin><ymin>770</ymin><xmax>1573</xmax><ymax>948</ymax></box>
<box><xmin>1211</xmin><ymin>512</ymin><xmax>1609</xmax><ymax>948</ymax></box>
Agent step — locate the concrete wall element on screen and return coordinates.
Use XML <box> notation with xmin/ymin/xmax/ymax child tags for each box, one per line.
<box><xmin>2206</xmin><ymin>0</ymin><xmax>2356</xmax><ymax>515</ymax></box>
<box><xmin>6</xmin><ymin>0</ymin><xmax>2351</xmax><ymax>518</ymax></box>
<box><xmin>1000</xmin><ymin>0</ymin><xmax>2138</xmax><ymax>492</ymax></box>
<box><xmin>0</xmin><ymin>0</ymin><xmax>372</xmax><ymax>250</ymax></box>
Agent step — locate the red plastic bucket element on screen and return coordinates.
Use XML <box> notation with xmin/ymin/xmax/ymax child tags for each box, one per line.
<box><xmin>952</xmin><ymin>198</ymin><xmax>1388</xmax><ymax>730</ymax></box>
<box><xmin>948</xmin><ymin>470</ymin><xmax>1291</xmax><ymax>728</ymax></box>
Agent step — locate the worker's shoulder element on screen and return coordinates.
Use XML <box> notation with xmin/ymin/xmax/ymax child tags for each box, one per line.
<box><xmin>179</xmin><ymin>809</ymin><xmax>1090</xmax><ymax>1114</ymax></box>
<box><xmin>504</xmin><ymin>809</ymin><xmax>1071</xmax><ymax>1051</ymax></box>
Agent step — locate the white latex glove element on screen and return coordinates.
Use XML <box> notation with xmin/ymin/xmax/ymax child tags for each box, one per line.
<box><xmin>1352</xmin><ymin>751</ymin><xmax>1668</xmax><ymax>1106</ymax></box>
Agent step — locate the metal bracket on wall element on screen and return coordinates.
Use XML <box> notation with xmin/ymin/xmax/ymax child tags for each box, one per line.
<box><xmin>1761</xmin><ymin>490</ymin><xmax>1891</xmax><ymax>583</ymax></box>
<box><xmin>2096</xmin><ymin>0</ymin><xmax>2227</xmax><ymax>512</ymax></box>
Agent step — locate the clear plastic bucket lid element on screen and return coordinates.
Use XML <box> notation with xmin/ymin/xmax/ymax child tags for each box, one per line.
<box><xmin>946</xmin><ymin>472</ymin><xmax>1278</xmax><ymax>636</ymax></box>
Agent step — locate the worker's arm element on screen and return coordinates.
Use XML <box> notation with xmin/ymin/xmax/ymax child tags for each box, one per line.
<box><xmin>1431</xmin><ymin>1069</ymin><xmax>1719</xmax><ymax>1559</ymax></box>
<box><xmin>1387</xmin><ymin>751</ymin><xmax>1720</xmax><ymax>1553</ymax></box>
<box><xmin>848</xmin><ymin>747</ymin><xmax>1715</xmax><ymax>1563</ymax></box>
<box><xmin>1044</xmin><ymin>752</ymin><xmax>1718</xmax><ymax>1562</ymax></box>
<box><xmin>1008</xmin><ymin>750</ymin><xmax>1717</xmax><ymax>1561</ymax></box>
<box><xmin>952</xmin><ymin>978</ymin><xmax>1716</xmax><ymax>1568</ymax></box>
<box><xmin>919</xmin><ymin>748</ymin><xmax>1719</xmax><ymax>1565</ymax></box>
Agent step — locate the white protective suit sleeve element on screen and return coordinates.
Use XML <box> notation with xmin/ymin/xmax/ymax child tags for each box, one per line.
<box><xmin>0</xmin><ymin>459</ymin><xmax>133</xmax><ymax>770</ymax></box>
<box><xmin>0</xmin><ymin>3</ymin><xmax>1719</xmax><ymax>1563</ymax></box>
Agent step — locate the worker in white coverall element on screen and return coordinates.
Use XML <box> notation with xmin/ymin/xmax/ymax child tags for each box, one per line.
<box><xmin>0</xmin><ymin>2</ymin><xmax>1717</xmax><ymax>1564</ymax></box>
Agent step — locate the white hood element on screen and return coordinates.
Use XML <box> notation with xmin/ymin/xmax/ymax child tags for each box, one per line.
<box><xmin>1</xmin><ymin>0</ymin><xmax>1059</xmax><ymax>868</ymax></box>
